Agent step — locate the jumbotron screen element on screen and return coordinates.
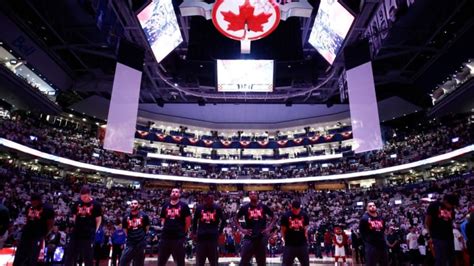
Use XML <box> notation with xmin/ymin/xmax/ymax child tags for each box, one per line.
<box><xmin>137</xmin><ymin>0</ymin><xmax>183</xmax><ymax>63</ymax></box>
<box><xmin>217</xmin><ymin>60</ymin><xmax>274</xmax><ymax>92</ymax></box>
<box><xmin>308</xmin><ymin>0</ymin><xmax>354</xmax><ymax>64</ymax></box>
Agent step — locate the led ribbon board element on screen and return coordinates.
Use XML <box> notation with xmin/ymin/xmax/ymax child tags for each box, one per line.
<box><xmin>1</xmin><ymin>138</ymin><xmax>473</xmax><ymax>184</ymax></box>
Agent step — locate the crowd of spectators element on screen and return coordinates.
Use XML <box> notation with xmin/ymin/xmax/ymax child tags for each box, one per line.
<box><xmin>0</xmin><ymin>112</ymin><xmax>472</xmax><ymax>181</ymax></box>
<box><xmin>0</xmin><ymin>155</ymin><xmax>473</xmax><ymax>264</ymax></box>
<box><xmin>0</xmin><ymin>114</ymin><xmax>138</xmax><ymax>170</ymax></box>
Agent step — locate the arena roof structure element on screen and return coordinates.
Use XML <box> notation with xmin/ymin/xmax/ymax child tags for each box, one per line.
<box><xmin>0</xmin><ymin>0</ymin><xmax>473</xmax><ymax>125</ymax></box>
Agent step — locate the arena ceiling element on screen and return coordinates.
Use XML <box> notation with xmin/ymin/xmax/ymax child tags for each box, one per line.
<box><xmin>1</xmin><ymin>0</ymin><xmax>473</xmax><ymax>109</ymax></box>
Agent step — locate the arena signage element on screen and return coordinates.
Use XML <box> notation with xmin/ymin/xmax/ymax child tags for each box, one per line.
<box><xmin>179</xmin><ymin>0</ymin><xmax>312</xmax><ymax>53</ymax></box>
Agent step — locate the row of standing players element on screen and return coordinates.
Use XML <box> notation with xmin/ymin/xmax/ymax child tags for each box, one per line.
<box><xmin>11</xmin><ymin>186</ymin><xmax>462</xmax><ymax>266</ymax></box>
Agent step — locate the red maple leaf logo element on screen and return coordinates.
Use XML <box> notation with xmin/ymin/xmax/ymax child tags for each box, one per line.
<box><xmin>221</xmin><ymin>0</ymin><xmax>272</xmax><ymax>33</ymax></box>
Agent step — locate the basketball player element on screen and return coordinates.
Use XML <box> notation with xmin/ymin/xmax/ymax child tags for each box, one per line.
<box><xmin>13</xmin><ymin>193</ymin><xmax>54</xmax><ymax>266</ymax></box>
<box><xmin>280</xmin><ymin>200</ymin><xmax>310</xmax><ymax>266</ymax></box>
<box><xmin>425</xmin><ymin>193</ymin><xmax>458</xmax><ymax>266</ymax></box>
<box><xmin>191</xmin><ymin>192</ymin><xmax>226</xmax><ymax>266</ymax></box>
<box><xmin>64</xmin><ymin>186</ymin><xmax>102</xmax><ymax>266</ymax></box>
<box><xmin>158</xmin><ymin>188</ymin><xmax>191</xmax><ymax>266</ymax></box>
<box><xmin>359</xmin><ymin>201</ymin><xmax>388</xmax><ymax>266</ymax></box>
<box><xmin>234</xmin><ymin>190</ymin><xmax>276</xmax><ymax>266</ymax></box>
<box><xmin>119</xmin><ymin>200</ymin><xmax>150</xmax><ymax>266</ymax></box>
<box><xmin>333</xmin><ymin>226</ymin><xmax>348</xmax><ymax>265</ymax></box>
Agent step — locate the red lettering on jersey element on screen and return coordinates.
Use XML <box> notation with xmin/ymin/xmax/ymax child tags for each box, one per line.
<box><xmin>200</xmin><ymin>210</ymin><xmax>217</xmax><ymax>224</ymax></box>
<box><xmin>127</xmin><ymin>217</ymin><xmax>143</xmax><ymax>230</ymax></box>
<box><xmin>27</xmin><ymin>207</ymin><xmax>43</xmax><ymax>221</ymax></box>
<box><xmin>77</xmin><ymin>205</ymin><xmax>93</xmax><ymax>217</ymax></box>
<box><xmin>166</xmin><ymin>206</ymin><xmax>181</xmax><ymax>219</ymax></box>
<box><xmin>368</xmin><ymin>219</ymin><xmax>384</xmax><ymax>231</ymax></box>
<box><xmin>288</xmin><ymin>217</ymin><xmax>304</xmax><ymax>231</ymax></box>
<box><xmin>248</xmin><ymin>207</ymin><xmax>263</xmax><ymax>220</ymax></box>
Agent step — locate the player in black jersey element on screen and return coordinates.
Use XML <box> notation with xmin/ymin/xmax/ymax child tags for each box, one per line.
<box><xmin>119</xmin><ymin>199</ymin><xmax>150</xmax><ymax>266</ymax></box>
<box><xmin>64</xmin><ymin>186</ymin><xmax>102</xmax><ymax>266</ymax></box>
<box><xmin>158</xmin><ymin>188</ymin><xmax>191</xmax><ymax>266</ymax></box>
<box><xmin>191</xmin><ymin>192</ymin><xmax>226</xmax><ymax>266</ymax></box>
<box><xmin>13</xmin><ymin>193</ymin><xmax>54</xmax><ymax>266</ymax></box>
<box><xmin>359</xmin><ymin>201</ymin><xmax>388</xmax><ymax>266</ymax></box>
<box><xmin>280</xmin><ymin>200</ymin><xmax>310</xmax><ymax>266</ymax></box>
<box><xmin>234</xmin><ymin>190</ymin><xmax>276</xmax><ymax>266</ymax></box>
<box><xmin>425</xmin><ymin>194</ymin><xmax>458</xmax><ymax>266</ymax></box>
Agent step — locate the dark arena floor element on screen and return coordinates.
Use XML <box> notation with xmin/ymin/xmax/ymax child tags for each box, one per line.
<box><xmin>0</xmin><ymin>250</ymin><xmax>356</xmax><ymax>265</ymax></box>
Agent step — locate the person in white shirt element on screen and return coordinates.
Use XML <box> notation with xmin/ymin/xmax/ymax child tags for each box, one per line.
<box><xmin>453</xmin><ymin>225</ymin><xmax>465</xmax><ymax>266</ymax></box>
<box><xmin>406</xmin><ymin>227</ymin><xmax>420</xmax><ymax>266</ymax></box>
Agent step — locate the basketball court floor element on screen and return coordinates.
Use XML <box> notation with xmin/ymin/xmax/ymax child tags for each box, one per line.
<box><xmin>0</xmin><ymin>247</ymin><xmax>357</xmax><ymax>265</ymax></box>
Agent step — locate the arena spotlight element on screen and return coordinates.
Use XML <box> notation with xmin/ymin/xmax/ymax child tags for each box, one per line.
<box><xmin>451</xmin><ymin>137</ymin><xmax>459</xmax><ymax>143</ymax></box>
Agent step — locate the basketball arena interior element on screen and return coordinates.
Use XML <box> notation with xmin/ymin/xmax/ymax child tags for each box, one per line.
<box><xmin>0</xmin><ymin>0</ymin><xmax>474</xmax><ymax>265</ymax></box>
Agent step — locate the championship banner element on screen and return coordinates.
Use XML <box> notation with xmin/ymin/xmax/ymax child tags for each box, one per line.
<box><xmin>103</xmin><ymin>40</ymin><xmax>144</xmax><ymax>154</ymax></box>
<box><xmin>346</xmin><ymin>62</ymin><xmax>383</xmax><ymax>153</ymax></box>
